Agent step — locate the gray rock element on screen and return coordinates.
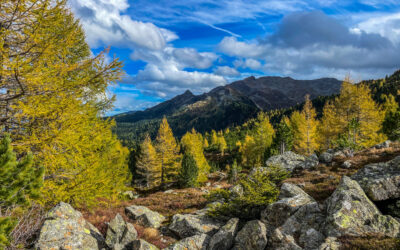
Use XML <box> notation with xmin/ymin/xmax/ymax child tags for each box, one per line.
<box><xmin>36</xmin><ymin>202</ymin><xmax>104</xmax><ymax>250</ymax></box>
<box><xmin>122</xmin><ymin>191</ymin><xmax>139</xmax><ymax>200</ymax></box>
<box><xmin>325</xmin><ymin>176</ymin><xmax>400</xmax><ymax>237</ymax></box>
<box><xmin>341</xmin><ymin>160</ymin><xmax>352</xmax><ymax>169</ymax></box>
<box><xmin>261</xmin><ymin>183</ymin><xmax>315</xmax><ymax>230</ymax></box>
<box><xmin>105</xmin><ymin>214</ymin><xmax>137</xmax><ymax>249</ymax></box>
<box><xmin>232</xmin><ymin>220</ymin><xmax>267</xmax><ymax>250</ymax></box>
<box><xmin>319</xmin><ymin>152</ymin><xmax>333</xmax><ymax>164</ymax></box>
<box><xmin>132</xmin><ymin>239</ymin><xmax>159</xmax><ymax>250</ymax></box>
<box><xmin>265</xmin><ymin>151</ymin><xmax>318</xmax><ymax>172</ymax></box>
<box><xmin>165</xmin><ymin>234</ymin><xmax>210</xmax><ymax>250</ymax></box>
<box><xmin>318</xmin><ymin>237</ymin><xmax>341</xmax><ymax>250</ymax></box>
<box><xmin>208</xmin><ymin>218</ymin><xmax>239</xmax><ymax>250</ymax></box>
<box><xmin>229</xmin><ymin>184</ymin><xmax>244</xmax><ymax>197</ymax></box>
<box><xmin>270</xmin><ymin>202</ymin><xmax>325</xmax><ymax>250</ymax></box>
<box><xmin>352</xmin><ymin>156</ymin><xmax>400</xmax><ymax>201</ymax></box>
<box><xmin>125</xmin><ymin>205</ymin><xmax>166</xmax><ymax>229</ymax></box>
<box><xmin>373</xmin><ymin>140</ymin><xmax>392</xmax><ymax>149</ymax></box>
<box><xmin>169</xmin><ymin>213</ymin><xmax>223</xmax><ymax>238</ymax></box>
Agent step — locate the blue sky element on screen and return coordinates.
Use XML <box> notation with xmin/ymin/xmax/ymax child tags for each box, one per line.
<box><xmin>68</xmin><ymin>0</ymin><xmax>400</xmax><ymax>115</ymax></box>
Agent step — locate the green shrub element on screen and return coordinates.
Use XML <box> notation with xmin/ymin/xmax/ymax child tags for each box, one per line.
<box><xmin>206</xmin><ymin>165</ymin><xmax>288</xmax><ymax>219</ymax></box>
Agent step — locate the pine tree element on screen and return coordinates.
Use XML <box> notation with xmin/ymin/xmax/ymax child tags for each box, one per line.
<box><xmin>291</xmin><ymin>95</ymin><xmax>319</xmax><ymax>155</ymax></box>
<box><xmin>181</xmin><ymin>129</ymin><xmax>210</xmax><ymax>183</ymax></box>
<box><xmin>217</xmin><ymin>134</ymin><xmax>227</xmax><ymax>154</ymax></box>
<box><xmin>203</xmin><ymin>138</ymin><xmax>209</xmax><ymax>148</ymax></box>
<box><xmin>0</xmin><ymin>134</ymin><xmax>44</xmax><ymax>248</ymax></box>
<box><xmin>275</xmin><ymin>117</ymin><xmax>293</xmax><ymax>154</ymax></box>
<box><xmin>382</xmin><ymin>108</ymin><xmax>400</xmax><ymax>140</ymax></box>
<box><xmin>211</xmin><ymin>130</ymin><xmax>218</xmax><ymax>147</ymax></box>
<box><xmin>155</xmin><ymin>117</ymin><xmax>181</xmax><ymax>187</ymax></box>
<box><xmin>228</xmin><ymin>160</ymin><xmax>241</xmax><ymax>184</ymax></box>
<box><xmin>178</xmin><ymin>153</ymin><xmax>198</xmax><ymax>188</ymax></box>
<box><xmin>135</xmin><ymin>135</ymin><xmax>161</xmax><ymax>190</ymax></box>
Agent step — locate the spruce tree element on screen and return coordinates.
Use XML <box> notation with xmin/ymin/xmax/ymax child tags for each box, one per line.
<box><xmin>178</xmin><ymin>153</ymin><xmax>198</xmax><ymax>188</ymax></box>
<box><xmin>0</xmin><ymin>134</ymin><xmax>44</xmax><ymax>248</ymax></box>
<box><xmin>382</xmin><ymin>108</ymin><xmax>400</xmax><ymax>141</ymax></box>
<box><xmin>135</xmin><ymin>135</ymin><xmax>161</xmax><ymax>189</ymax></box>
<box><xmin>275</xmin><ymin>117</ymin><xmax>293</xmax><ymax>154</ymax></box>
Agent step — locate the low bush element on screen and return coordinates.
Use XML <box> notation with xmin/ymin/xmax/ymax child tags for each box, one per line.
<box><xmin>206</xmin><ymin>165</ymin><xmax>288</xmax><ymax>219</ymax></box>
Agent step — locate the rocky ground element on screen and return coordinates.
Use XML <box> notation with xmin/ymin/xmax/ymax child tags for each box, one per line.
<box><xmin>34</xmin><ymin>141</ymin><xmax>400</xmax><ymax>249</ymax></box>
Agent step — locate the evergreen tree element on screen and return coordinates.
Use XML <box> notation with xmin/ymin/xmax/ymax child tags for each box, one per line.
<box><xmin>274</xmin><ymin>116</ymin><xmax>293</xmax><ymax>154</ymax></box>
<box><xmin>181</xmin><ymin>129</ymin><xmax>210</xmax><ymax>183</ymax></box>
<box><xmin>382</xmin><ymin>108</ymin><xmax>400</xmax><ymax>141</ymax></box>
<box><xmin>228</xmin><ymin>160</ymin><xmax>241</xmax><ymax>184</ymax></box>
<box><xmin>217</xmin><ymin>133</ymin><xmax>227</xmax><ymax>154</ymax></box>
<box><xmin>135</xmin><ymin>135</ymin><xmax>161</xmax><ymax>189</ymax></box>
<box><xmin>178</xmin><ymin>153</ymin><xmax>198</xmax><ymax>188</ymax></box>
<box><xmin>0</xmin><ymin>134</ymin><xmax>44</xmax><ymax>248</ymax></box>
<box><xmin>155</xmin><ymin>117</ymin><xmax>181</xmax><ymax>187</ymax></box>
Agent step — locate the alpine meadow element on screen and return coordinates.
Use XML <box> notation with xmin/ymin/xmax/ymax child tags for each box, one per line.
<box><xmin>2</xmin><ymin>0</ymin><xmax>400</xmax><ymax>249</ymax></box>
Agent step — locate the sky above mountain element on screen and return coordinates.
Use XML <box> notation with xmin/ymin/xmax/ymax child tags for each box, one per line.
<box><xmin>68</xmin><ymin>0</ymin><xmax>400</xmax><ymax>114</ymax></box>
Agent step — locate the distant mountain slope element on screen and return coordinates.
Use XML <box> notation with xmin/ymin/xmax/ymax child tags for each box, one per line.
<box><xmin>113</xmin><ymin>75</ymin><xmax>342</xmax><ymax>141</ymax></box>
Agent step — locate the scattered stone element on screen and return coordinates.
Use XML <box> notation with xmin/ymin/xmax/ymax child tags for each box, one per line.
<box><xmin>229</xmin><ymin>184</ymin><xmax>244</xmax><ymax>197</ymax></box>
<box><xmin>232</xmin><ymin>220</ymin><xmax>267</xmax><ymax>250</ymax></box>
<box><xmin>261</xmin><ymin>183</ymin><xmax>315</xmax><ymax>229</ymax></box>
<box><xmin>208</xmin><ymin>218</ymin><xmax>239</xmax><ymax>250</ymax></box>
<box><xmin>164</xmin><ymin>189</ymin><xmax>174</xmax><ymax>194</ymax></box>
<box><xmin>325</xmin><ymin>176</ymin><xmax>400</xmax><ymax>238</ymax></box>
<box><xmin>165</xmin><ymin>234</ymin><xmax>210</xmax><ymax>250</ymax></box>
<box><xmin>122</xmin><ymin>191</ymin><xmax>139</xmax><ymax>200</ymax></box>
<box><xmin>265</xmin><ymin>151</ymin><xmax>318</xmax><ymax>172</ymax></box>
<box><xmin>318</xmin><ymin>237</ymin><xmax>341</xmax><ymax>250</ymax></box>
<box><xmin>341</xmin><ymin>160</ymin><xmax>352</xmax><ymax>169</ymax></box>
<box><xmin>319</xmin><ymin>152</ymin><xmax>333</xmax><ymax>164</ymax></box>
<box><xmin>36</xmin><ymin>202</ymin><xmax>104</xmax><ymax>250</ymax></box>
<box><xmin>125</xmin><ymin>205</ymin><xmax>166</xmax><ymax>229</ymax></box>
<box><xmin>132</xmin><ymin>239</ymin><xmax>159</xmax><ymax>250</ymax></box>
<box><xmin>105</xmin><ymin>213</ymin><xmax>137</xmax><ymax>249</ymax></box>
<box><xmin>169</xmin><ymin>213</ymin><xmax>223</xmax><ymax>238</ymax></box>
<box><xmin>373</xmin><ymin>140</ymin><xmax>392</xmax><ymax>149</ymax></box>
<box><xmin>352</xmin><ymin>156</ymin><xmax>400</xmax><ymax>201</ymax></box>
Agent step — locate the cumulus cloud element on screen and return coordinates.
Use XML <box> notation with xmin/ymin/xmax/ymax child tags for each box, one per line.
<box><xmin>213</xmin><ymin>66</ymin><xmax>241</xmax><ymax>76</ymax></box>
<box><xmin>218</xmin><ymin>11</ymin><xmax>400</xmax><ymax>79</ymax></box>
<box><xmin>68</xmin><ymin>0</ymin><xmax>177</xmax><ymax>50</ymax></box>
<box><xmin>356</xmin><ymin>13</ymin><xmax>400</xmax><ymax>45</ymax></box>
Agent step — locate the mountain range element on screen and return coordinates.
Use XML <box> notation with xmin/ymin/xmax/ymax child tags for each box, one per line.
<box><xmin>113</xmin><ymin>76</ymin><xmax>342</xmax><ymax>141</ymax></box>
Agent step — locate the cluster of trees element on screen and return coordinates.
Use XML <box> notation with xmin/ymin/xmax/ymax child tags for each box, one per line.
<box><xmin>135</xmin><ymin>117</ymin><xmax>209</xmax><ymax>189</ymax></box>
<box><xmin>0</xmin><ymin>1</ymin><xmax>130</xmax><ymax>208</ymax></box>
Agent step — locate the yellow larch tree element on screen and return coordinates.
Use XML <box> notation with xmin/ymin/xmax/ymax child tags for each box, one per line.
<box><xmin>136</xmin><ymin>135</ymin><xmax>161</xmax><ymax>190</ymax></box>
<box><xmin>155</xmin><ymin>117</ymin><xmax>181</xmax><ymax>187</ymax></box>
<box><xmin>0</xmin><ymin>1</ymin><xmax>129</xmax><ymax>206</ymax></box>
<box><xmin>181</xmin><ymin>129</ymin><xmax>210</xmax><ymax>183</ymax></box>
<box><xmin>290</xmin><ymin>95</ymin><xmax>319</xmax><ymax>155</ymax></box>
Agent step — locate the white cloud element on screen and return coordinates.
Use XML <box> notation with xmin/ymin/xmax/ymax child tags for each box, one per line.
<box><xmin>234</xmin><ymin>59</ymin><xmax>263</xmax><ymax>70</ymax></box>
<box><xmin>68</xmin><ymin>0</ymin><xmax>177</xmax><ymax>50</ymax></box>
<box><xmin>357</xmin><ymin>13</ymin><xmax>400</xmax><ymax>45</ymax></box>
<box><xmin>213</xmin><ymin>66</ymin><xmax>241</xmax><ymax>76</ymax></box>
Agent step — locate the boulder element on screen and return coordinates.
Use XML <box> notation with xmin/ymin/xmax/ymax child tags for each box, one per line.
<box><xmin>373</xmin><ymin>140</ymin><xmax>392</xmax><ymax>149</ymax></box>
<box><xmin>352</xmin><ymin>156</ymin><xmax>400</xmax><ymax>201</ymax></box>
<box><xmin>318</xmin><ymin>237</ymin><xmax>341</xmax><ymax>250</ymax></box>
<box><xmin>265</xmin><ymin>151</ymin><xmax>318</xmax><ymax>172</ymax></box>
<box><xmin>341</xmin><ymin>160</ymin><xmax>352</xmax><ymax>169</ymax></box>
<box><xmin>132</xmin><ymin>239</ymin><xmax>159</xmax><ymax>250</ymax></box>
<box><xmin>325</xmin><ymin>176</ymin><xmax>400</xmax><ymax>238</ymax></box>
<box><xmin>169</xmin><ymin>213</ymin><xmax>223</xmax><ymax>238</ymax></box>
<box><xmin>261</xmin><ymin>183</ymin><xmax>315</xmax><ymax>229</ymax></box>
<box><xmin>232</xmin><ymin>220</ymin><xmax>267</xmax><ymax>250</ymax></box>
<box><xmin>208</xmin><ymin>218</ymin><xmax>239</xmax><ymax>250</ymax></box>
<box><xmin>319</xmin><ymin>152</ymin><xmax>333</xmax><ymax>164</ymax></box>
<box><xmin>229</xmin><ymin>184</ymin><xmax>244</xmax><ymax>197</ymax></box>
<box><xmin>165</xmin><ymin>234</ymin><xmax>210</xmax><ymax>250</ymax></box>
<box><xmin>269</xmin><ymin>202</ymin><xmax>325</xmax><ymax>250</ymax></box>
<box><xmin>36</xmin><ymin>202</ymin><xmax>104</xmax><ymax>250</ymax></box>
<box><xmin>105</xmin><ymin>213</ymin><xmax>137</xmax><ymax>249</ymax></box>
<box><xmin>122</xmin><ymin>191</ymin><xmax>139</xmax><ymax>200</ymax></box>
<box><xmin>125</xmin><ymin>205</ymin><xmax>166</xmax><ymax>229</ymax></box>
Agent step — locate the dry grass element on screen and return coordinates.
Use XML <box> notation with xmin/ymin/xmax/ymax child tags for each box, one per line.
<box><xmin>285</xmin><ymin>143</ymin><xmax>400</xmax><ymax>203</ymax></box>
<box><xmin>339</xmin><ymin>235</ymin><xmax>400</xmax><ymax>250</ymax></box>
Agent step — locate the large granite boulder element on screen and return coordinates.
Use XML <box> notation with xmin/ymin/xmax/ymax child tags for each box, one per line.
<box><xmin>125</xmin><ymin>205</ymin><xmax>166</xmax><ymax>229</ymax></box>
<box><xmin>319</xmin><ymin>151</ymin><xmax>334</xmax><ymax>164</ymax></box>
<box><xmin>132</xmin><ymin>239</ymin><xmax>159</xmax><ymax>250</ymax></box>
<box><xmin>36</xmin><ymin>202</ymin><xmax>104</xmax><ymax>250</ymax></box>
<box><xmin>261</xmin><ymin>183</ymin><xmax>315</xmax><ymax>230</ymax></box>
<box><xmin>208</xmin><ymin>218</ymin><xmax>239</xmax><ymax>250</ymax></box>
<box><xmin>165</xmin><ymin>234</ymin><xmax>210</xmax><ymax>250</ymax></box>
<box><xmin>352</xmin><ymin>156</ymin><xmax>400</xmax><ymax>201</ymax></box>
<box><xmin>265</xmin><ymin>151</ymin><xmax>318</xmax><ymax>172</ymax></box>
<box><xmin>232</xmin><ymin>220</ymin><xmax>267</xmax><ymax>250</ymax></box>
<box><xmin>168</xmin><ymin>212</ymin><xmax>223</xmax><ymax>239</ymax></box>
<box><xmin>325</xmin><ymin>176</ymin><xmax>400</xmax><ymax>238</ymax></box>
<box><xmin>269</xmin><ymin>202</ymin><xmax>325</xmax><ymax>250</ymax></box>
<box><xmin>105</xmin><ymin>213</ymin><xmax>137</xmax><ymax>249</ymax></box>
